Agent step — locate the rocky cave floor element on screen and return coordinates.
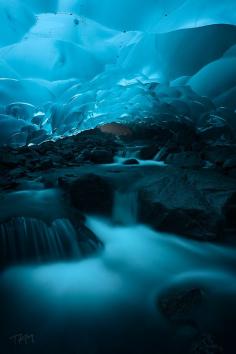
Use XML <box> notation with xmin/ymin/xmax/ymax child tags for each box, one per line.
<box><xmin>1</xmin><ymin>112</ymin><xmax>236</xmax><ymax>354</ymax></box>
<box><xmin>1</xmin><ymin>111</ymin><xmax>236</xmax><ymax>242</ymax></box>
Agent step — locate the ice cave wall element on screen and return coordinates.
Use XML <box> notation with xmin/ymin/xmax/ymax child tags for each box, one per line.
<box><xmin>0</xmin><ymin>0</ymin><xmax>236</xmax><ymax>146</ymax></box>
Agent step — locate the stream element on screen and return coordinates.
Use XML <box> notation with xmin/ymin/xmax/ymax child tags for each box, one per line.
<box><xmin>1</xmin><ymin>191</ymin><xmax>236</xmax><ymax>353</ymax></box>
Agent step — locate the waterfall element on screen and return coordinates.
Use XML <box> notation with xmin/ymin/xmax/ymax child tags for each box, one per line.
<box><xmin>119</xmin><ymin>144</ymin><xmax>146</xmax><ymax>159</ymax></box>
<box><xmin>0</xmin><ymin>217</ymin><xmax>82</xmax><ymax>267</ymax></box>
<box><xmin>112</xmin><ymin>191</ymin><xmax>138</xmax><ymax>225</ymax></box>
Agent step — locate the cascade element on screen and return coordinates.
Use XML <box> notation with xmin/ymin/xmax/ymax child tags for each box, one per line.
<box><xmin>0</xmin><ymin>217</ymin><xmax>81</xmax><ymax>267</ymax></box>
<box><xmin>112</xmin><ymin>191</ymin><xmax>138</xmax><ymax>225</ymax></box>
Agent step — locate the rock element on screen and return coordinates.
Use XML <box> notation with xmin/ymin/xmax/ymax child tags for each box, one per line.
<box><xmin>69</xmin><ymin>173</ymin><xmax>113</xmax><ymax>216</ymax></box>
<box><xmin>198</xmin><ymin>114</ymin><xmax>235</xmax><ymax>144</ymax></box>
<box><xmin>39</xmin><ymin>159</ymin><xmax>54</xmax><ymax>170</ymax></box>
<box><xmin>170</xmin><ymin>99</ymin><xmax>191</xmax><ymax>116</ymax></box>
<box><xmin>228</xmin><ymin>168</ymin><xmax>236</xmax><ymax>178</ymax></box>
<box><xmin>189</xmin><ymin>100</ymin><xmax>209</xmax><ymax>121</ymax></box>
<box><xmin>128</xmin><ymin>116</ymin><xmax>197</xmax><ymax>153</ymax></box>
<box><xmin>72</xmin><ymin>128</ymin><xmax>120</xmax><ymax>159</ymax></box>
<box><xmin>153</xmin><ymin>206</ymin><xmax>220</xmax><ymax>240</ymax></box>
<box><xmin>215</xmin><ymin>107</ymin><xmax>236</xmax><ymax>133</ymax></box>
<box><xmin>165</xmin><ymin>152</ymin><xmax>203</xmax><ymax>169</ymax></box>
<box><xmin>128</xmin><ymin>117</ymin><xmax>174</xmax><ymax>142</ymax></box>
<box><xmin>73</xmin><ymin>221</ymin><xmax>103</xmax><ymax>255</ymax></box>
<box><xmin>199</xmin><ymin>125</ymin><xmax>234</xmax><ymax>144</ymax></box>
<box><xmin>27</xmin><ymin>129</ymin><xmax>49</xmax><ymax>145</ymax></box>
<box><xmin>159</xmin><ymin>288</ymin><xmax>204</xmax><ymax>321</ymax></box>
<box><xmin>139</xmin><ymin>144</ymin><xmax>160</xmax><ymax>160</ymax></box>
<box><xmin>40</xmin><ymin>176</ymin><xmax>57</xmax><ymax>188</ymax></box>
<box><xmin>37</xmin><ymin>140</ymin><xmax>56</xmax><ymax>154</ymax></box>
<box><xmin>202</xmin><ymin>145</ymin><xmax>236</xmax><ymax>167</ymax></box>
<box><xmin>0</xmin><ymin>179</ymin><xmax>18</xmax><ymax>191</ymax></box>
<box><xmin>87</xmin><ymin>148</ymin><xmax>114</xmax><ymax>164</ymax></box>
<box><xmin>8</xmin><ymin>167</ymin><xmax>27</xmax><ymax>178</ymax></box>
<box><xmin>123</xmin><ymin>158</ymin><xmax>139</xmax><ymax>165</ymax></box>
<box><xmin>196</xmin><ymin>96</ymin><xmax>215</xmax><ymax>112</ymax></box>
<box><xmin>160</xmin><ymin>118</ymin><xmax>197</xmax><ymax>148</ymax></box>
<box><xmin>198</xmin><ymin>113</ymin><xmax>226</xmax><ymax>129</ymax></box>
<box><xmin>138</xmin><ymin>167</ymin><xmax>236</xmax><ymax>240</ymax></box>
<box><xmin>223</xmin><ymin>192</ymin><xmax>236</xmax><ymax>228</ymax></box>
<box><xmin>58</xmin><ymin>176</ymin><xmax>73</xmax><ymax>189</ymax></box>
<box><xmin>191</xmin><ymin>334</ymin><xmax>223</xmax><ymax>354</ymax></box>
<box><xmin>62</xmin><ymin>151</ymin><xmax>75</xmax><ymax>161</ymax></box>
<box><xmin>0</xmin><ymin>149</ymin><xmax>25</xmax><ymax>168</ymax></box>
<box><xmin>223</xmin><ymin>157</ymin><xmax>236</xmax><ymax>169</ymax></box>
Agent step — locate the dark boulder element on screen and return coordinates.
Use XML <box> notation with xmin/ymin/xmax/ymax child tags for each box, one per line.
<box><xmin>158</xmin><ymin>288</ymin><xmax>204</xmax><ymax>322</ymax></box>
<box><xmin>27</xmin><ymin>129</ymin><xmax>49</xmax><ymax>145</ymax></box>
<box><xmin>123</xmin><ymin>158</ymin><xmax>139</xmax><ymax>165</ymax></box>
<box><xmin>0</xmin><ymin>148</ymin><xmax>25</xmax><ymax>168</ymax></box>
<box><xmin>190</xmin><ymin>334</ymin><xmax>223</xmax><ymax>354</ymax></box>
<box><xmin>228</xmin><ymin>168</ymin><xmax>236</xmax><ymax>178</ymax></box>
<box><xmin>38</xmin><ymin>158</ymin><xmax>54</xmax><ymax>170</ymax></box>
<box><xmin>223</xmin><ymin>157</ymin><xmax>236</xmax><ymax>170</ymax></box>
<box><xmin>69</xmin><ymin>173</ymin><xmax>113</xmax><ymax>216</ymax></box>
<box><xmin>223</xmin><ymin>192</ymin><xmax>236</xmax><ymax>228</ymax></box>
<box><xmin>165</xmin><ymin>151</ymin><xmax>203</xmax><ymax>169</ymax></box>
<box><xmin>202</xmin><ymin>145</ymin><xmax>236</xmax><ymax>167</ymax></box>
<box><xmin>86</xmin><ymin>148</ymin><xmax>114</xmax><ymax>164</ymax></box>
<box><xmin>138</xmin><ymin>167</ymin><xmax>236</xmax><ymax>240</ymax></box>
<box><xmin>158</xmin><ymin>118</ymin><xmax>197</xmax><ymax>149</ymax></box>
<box><xmin>199</xmin><ymin>125</ymin><xmax>234</xmax><ymax>144</ymax></box>
<box><xmin>215</xmin><ymin>107</ymin><xmax>236</xmax><ymax>133</ymax></box>
<box><xmin>129</xmin><ymin>116</ymin><xmax>198</xmax><ymax>163</ymax></box>
<box><xmin>198</xmin><ymin>114</ymin><xmax>235</xmax><ymax>144</ymax></box>
<box><xmin>139</xmin><ymin>144</ymin><xmax>160</xmax><ymax>160</ymax></box>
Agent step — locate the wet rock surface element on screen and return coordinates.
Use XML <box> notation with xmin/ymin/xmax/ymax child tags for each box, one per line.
<box><xmin>159</xmin><ymin>288</ymin><xmax>204</xmax><ymax>322</ymax></box>
<box><xmin>69</xmin><ymin>173</ymin><xmax>113</xmax><ymax>216</ymax></box>
<box><xmin>158</xmin><ymin>288</ymin><xmax>227</xmax><ymax>354</ymax></box>
<box><xmin>138</xmin><ymin>167</ymin><xmax>236</xmax><ymax>240</ymax></box>
<box><xmin>190</xmin><ymin>334</ymin><xmax>224</xmax><ymax>354</ymax></box>
<box><xmin>0</xmin><ymin>128</ymin><xmax>120</xmax><ymax>178</ymax></box>
<box><xmin>1</xmin><ymin>121</ymin><xmax>236</xmax><ymax>243</ymax></box>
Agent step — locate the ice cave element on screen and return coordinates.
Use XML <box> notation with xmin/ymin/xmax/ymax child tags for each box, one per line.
<box><xmin>1</xmin><ymin>1</ymin><xmax>236</xmax><ymax>353</ymax></box>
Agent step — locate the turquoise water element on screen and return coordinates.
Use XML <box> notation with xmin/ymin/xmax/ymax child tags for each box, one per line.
<box><xmin>1</xmin><ymin>216</ymin><xmax>236</xmax><ymax>353</ymax></box>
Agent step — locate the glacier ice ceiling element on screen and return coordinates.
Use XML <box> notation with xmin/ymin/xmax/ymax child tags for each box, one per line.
<box><xmin>0</xmin><ymin>0</ymin><xmax>236</xmax><ymax>146</ymax></box>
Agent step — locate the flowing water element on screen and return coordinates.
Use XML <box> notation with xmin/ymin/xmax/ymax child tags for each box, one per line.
<box><xmin>112</xmin><ymin>191</ymin><xmax>138</xmax><ymax>225</ymax></box>
<box><xmin>1</xmin><ymin>192</ymin><xmax>236</xmax><ymax>353</ymax></box>
<box><xmin>112</xmin><ymin>156</ymin><xmax>166</xmax><ymax>167</ymax></box>
<box><xmin>0</xmin><ymin>217</ymin><xmax>81</xmax><ymax>266</ymax></box>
